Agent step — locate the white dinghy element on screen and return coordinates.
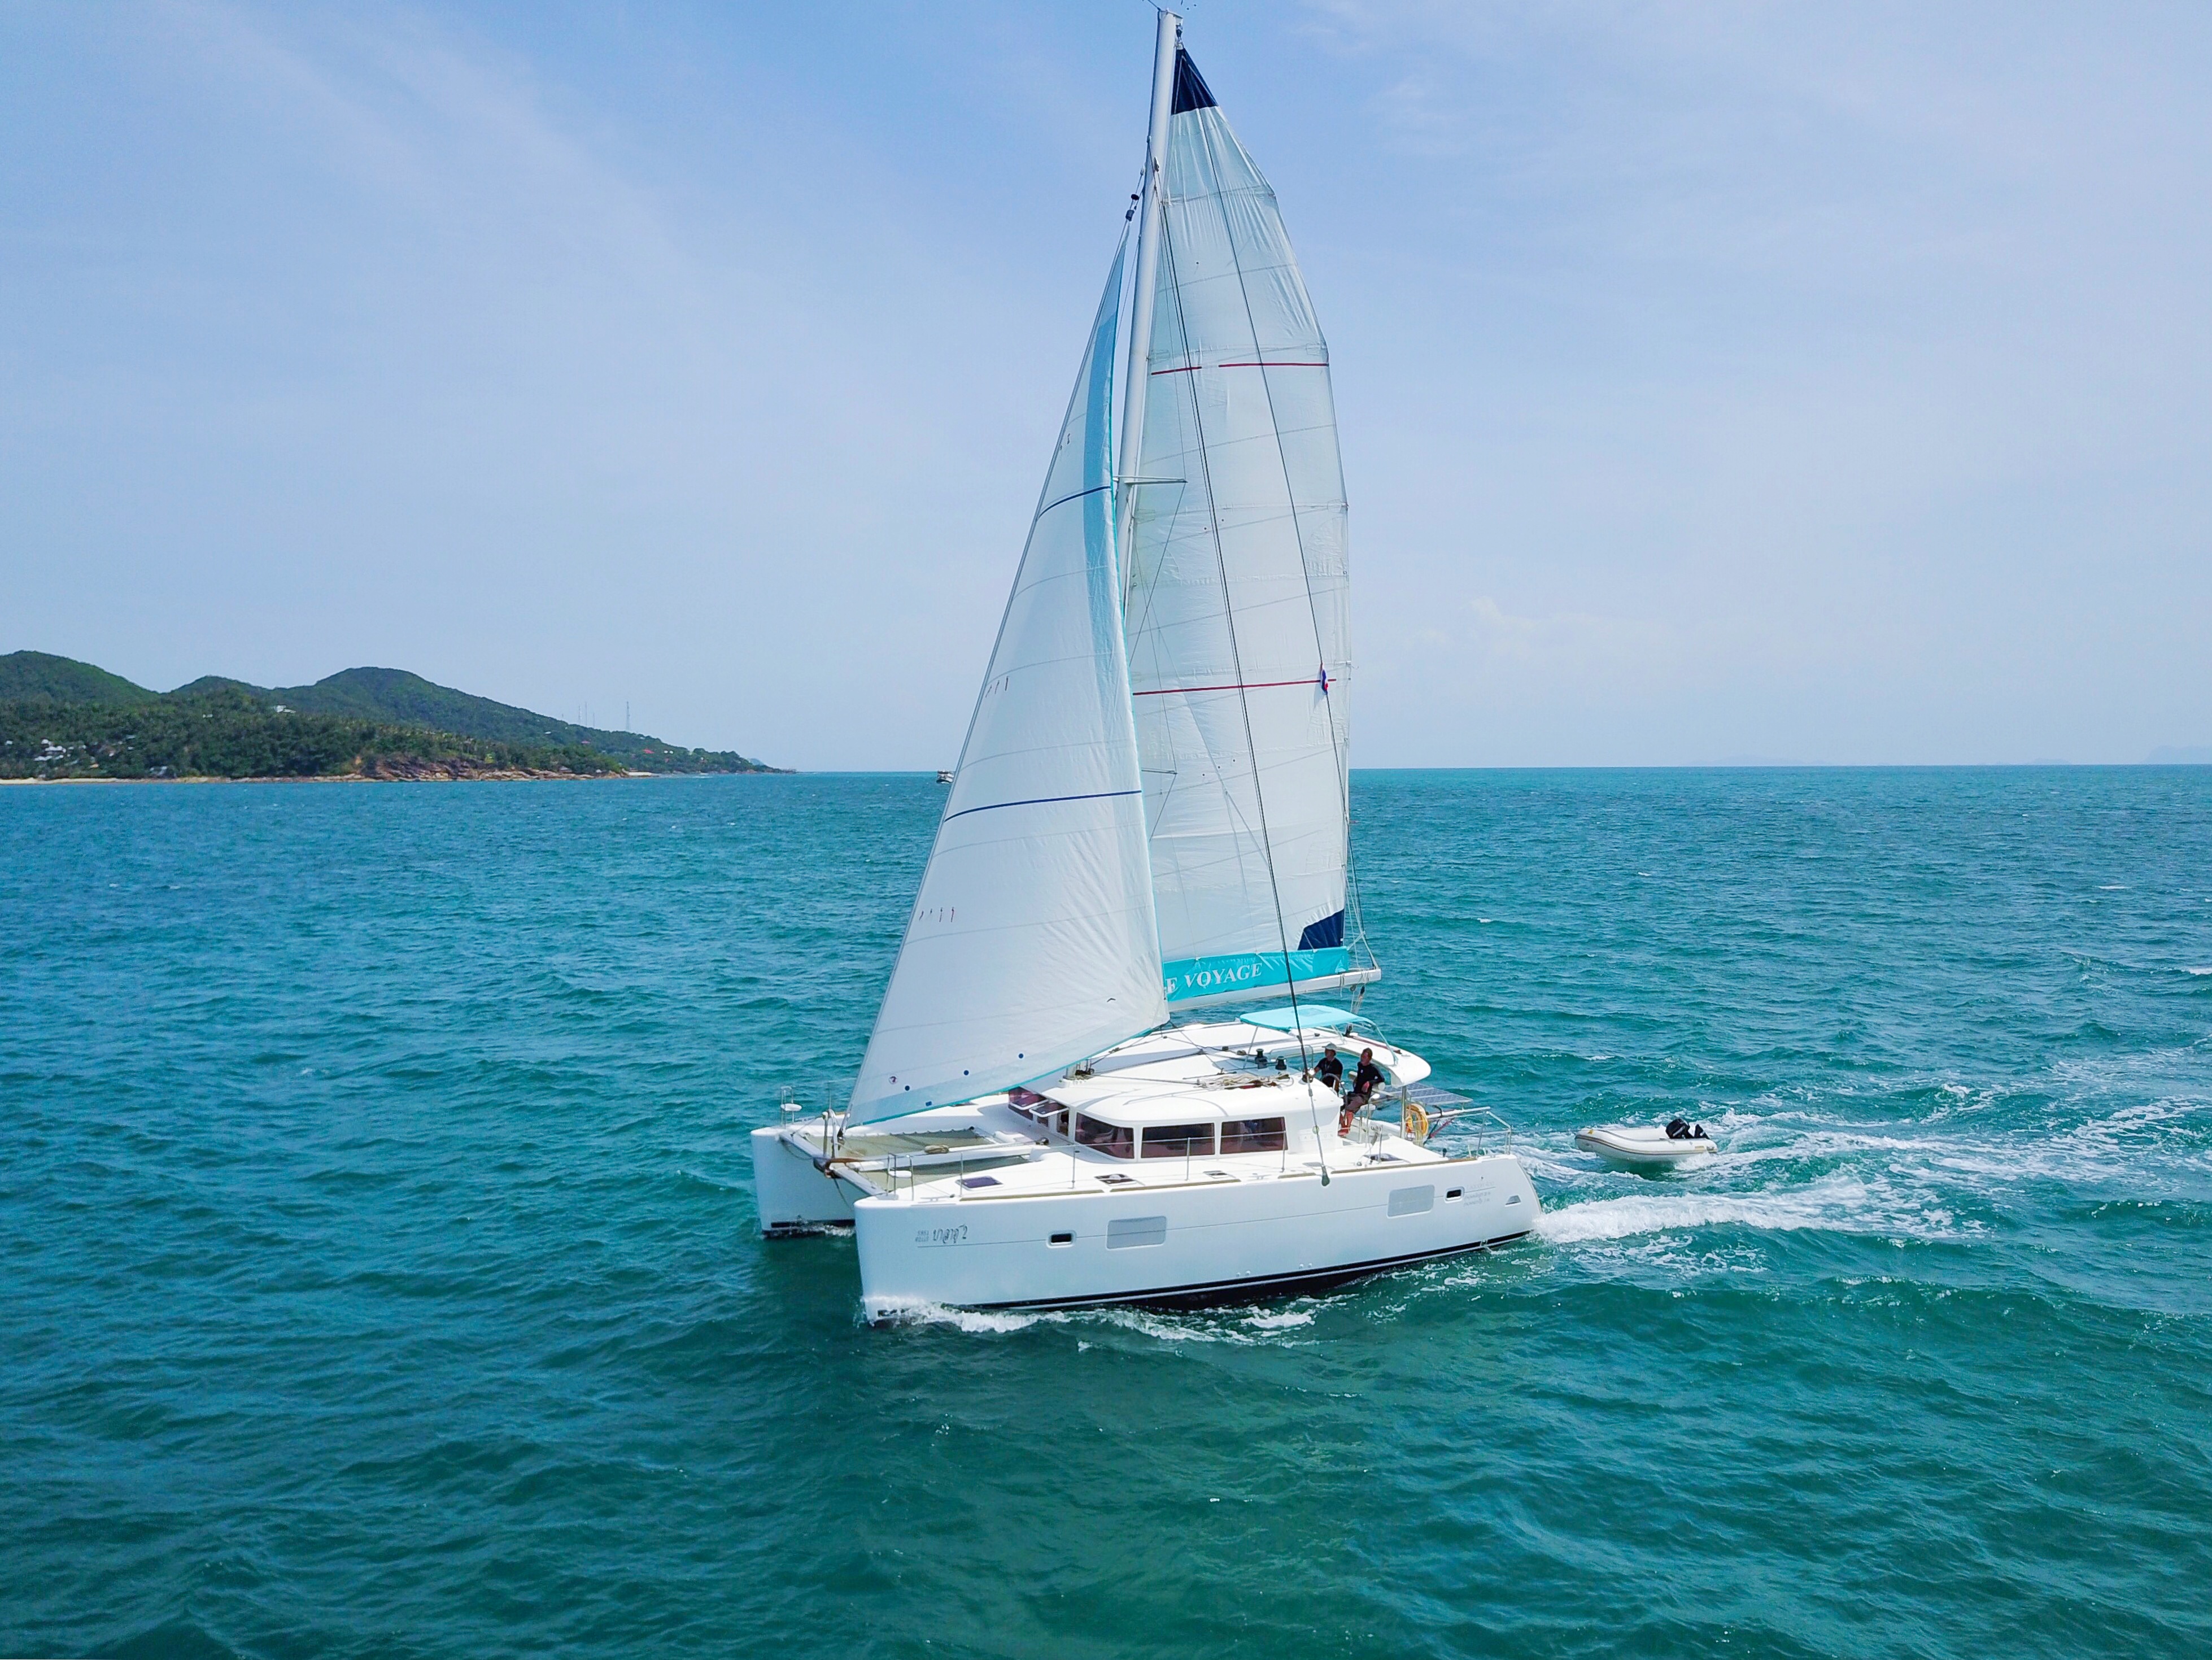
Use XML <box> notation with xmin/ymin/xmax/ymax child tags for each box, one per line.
<box><xmin>1576</xmin><ymin>1121</ymin><xmax>1717</xmax><ymax>1172</ymax></box>
<box><xmin>752</xmin><ymin>14</ymin><xmax>1540</xmax><ymax>1321</ymax></box>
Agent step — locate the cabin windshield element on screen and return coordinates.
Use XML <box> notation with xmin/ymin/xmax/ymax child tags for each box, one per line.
<box><xmin>1221</xmin><ymin>1117</ymin><xmax>1288</xmax><ymax>1153</ymax></box>
<box><xmin>1073</xmin><ymin>1114</ymin><xmax>1135</xmax><ymax>1158</ymax></box>
<box><xmin>1140</xmin><ymin>1123</ymin><xmax>1216</xmax><ymax>1159</ymax></box>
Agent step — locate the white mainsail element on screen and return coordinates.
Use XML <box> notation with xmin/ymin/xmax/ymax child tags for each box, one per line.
<box><xmin>1122</xmin><ymin>50</ymin><xmax>1368</xmax><ymax>1010</ymax></box>
<box><xmin>847</xmin><ymin>248</ymin><xmax>1166</xmax><ymax>1124</ymax></box>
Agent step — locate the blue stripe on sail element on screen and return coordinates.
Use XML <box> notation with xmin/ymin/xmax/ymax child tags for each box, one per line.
<box><xmin>944</xmin><ymin>787</ymin><xmax>1142</xmax><ymax>824</ymax></box>
<box><xmin>1296</xmin><ymin>909</ymin><xmax>1345</xmax><ymax>951</ymax></box>
<box><xmin>1161</xmin><ymin>947</ymin><xmax>1355</xmax><ymax>1004</ymax></box>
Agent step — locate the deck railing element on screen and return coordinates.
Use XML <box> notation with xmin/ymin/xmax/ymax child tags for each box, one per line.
<box><xmin>1352</xmin><ymin>1083</ymin><xmax>1514</xmax><ymax>1154</ymax></box>
<box><xmin>775</xmin><ymin>1080</ymin><xmax>854</xmax><ymax>1156</ymax></box>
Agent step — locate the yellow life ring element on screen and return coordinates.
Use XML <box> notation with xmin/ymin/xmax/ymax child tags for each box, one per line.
<box><xmin>1404</xmin><ymin>1101</ymin><xmax>1430</xmax><ymax>1143</ymax></box>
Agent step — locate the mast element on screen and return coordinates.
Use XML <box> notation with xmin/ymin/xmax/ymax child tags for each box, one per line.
<box><xmin>1115</xmin><ymin>8</ymin><xmax>1180</xmax><ymax>556</ymax></box>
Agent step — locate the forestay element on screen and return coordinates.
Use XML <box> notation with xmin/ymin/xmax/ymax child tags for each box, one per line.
<box><xmin>1122</xmin><ymin>51</ymin><xmax>1368</xmax><ymax>1009</ymax></box>
<box><xmin>848</xmin><ymin>249</ymin><xmax>1166</xmax><ymax>1124</ymax></box>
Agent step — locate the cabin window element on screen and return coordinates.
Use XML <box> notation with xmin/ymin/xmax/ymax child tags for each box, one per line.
<box><xmin>1074</xmin><ymin>1114</ymin><xmax>1134</xmax><ymax>1158</ymax></box>
<box><xmin>1141</xmin><ymin>1123</ymin><xmax>1216</xmax><ymax>1159</ymax></box>
<box><xmin>1221</xmin><ymin>1117</ymin><xmax>1288</xmax><ymax>1154</ymax></box>
<box><xmin>1005</xmin><ymin>1088</ymin><xmax>1062</xmax><ymax>1127</ymax></box>
<box><xmin>1106</xmin><ymin>1215</ymin><xmax>1167</xmax><ymax>1249</ymax></box>
<box><xmin>1389</xmin><ymin>1185</ymin><xmax>1434</xmax><ymax>1216</ymax></box>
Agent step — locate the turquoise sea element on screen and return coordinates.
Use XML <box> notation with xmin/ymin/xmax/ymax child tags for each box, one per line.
<box><xmin>4</xmin><ymin>768</ymin><xmax>2209</xmax><ymax>1658</ymax></box>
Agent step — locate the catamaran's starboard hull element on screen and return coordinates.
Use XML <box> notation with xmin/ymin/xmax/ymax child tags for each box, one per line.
<box><xmin>850</xmin><ymin>1153</ymin><xmax>1537</xmax><ymax>1322</ymax></box>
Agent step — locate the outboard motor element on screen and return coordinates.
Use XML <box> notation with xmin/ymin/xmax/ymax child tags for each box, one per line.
<box><xmin>1665</xmin><ymin>1116</ymin><xmax>1692</xmax><ymax>1140</ymax></box>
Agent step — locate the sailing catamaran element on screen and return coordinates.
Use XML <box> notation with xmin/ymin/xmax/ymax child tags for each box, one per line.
<box><xmin>753</xmin><ymin>12</ymin><xmax>1541</xmax><ymax>1319</ymax></box>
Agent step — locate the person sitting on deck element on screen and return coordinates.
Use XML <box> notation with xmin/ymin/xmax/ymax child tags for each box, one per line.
<box><xmin>1350</xmin><ymin>1050</ymin><xmax>1386</xmax><ymax>1101</ymax></box>
<box><xmin>1339</xmin><ymin>1049</ymin><xmax>1388</xmax><ymax>1133</ymax></box>
<box><xmin>1314</xmin><ymin>1045</ymin><xmax>1345</xmax><ymax>1093</ymax></box>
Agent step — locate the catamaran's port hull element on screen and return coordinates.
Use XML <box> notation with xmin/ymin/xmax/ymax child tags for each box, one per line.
<box><xmin>851</xmin><ymin>1153</ymin><xmax>1538</xmax><ymax>1322</ymax></box>
<box><xmin>752</xmin><ymin>1125</ymin><xmax>859</xmax><ymax>1233</ymax></box>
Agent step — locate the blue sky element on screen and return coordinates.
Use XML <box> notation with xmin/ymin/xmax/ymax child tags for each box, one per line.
<box><xmin>4</xmin><ymin>1</ymin><xmax>2207</xmax><ymax>766</ymax></box>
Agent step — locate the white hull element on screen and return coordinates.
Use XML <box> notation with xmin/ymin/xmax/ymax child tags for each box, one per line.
<box><xmin>756</xmin><ymin>1018</ymin><xmax>1540</xmax><ymax>1320</ymax></box>
<box><xmin>852</xmin><ymin>1150</ymin><xmax>1534</xmax><ymax>1317</ymax></box>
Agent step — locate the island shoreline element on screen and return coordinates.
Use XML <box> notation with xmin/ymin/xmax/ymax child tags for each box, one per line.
<box><xmin>0</xmin><ymin>770</ymin><xmax>786</xmax><ymax>786</ymax></box>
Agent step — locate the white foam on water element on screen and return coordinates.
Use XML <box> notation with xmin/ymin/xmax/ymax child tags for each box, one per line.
<box><xmin>1094</xmin><ymin>1307</ymin><xmax>1269</xmax><ymax>1345</ymax></box>
<box><xmin>1534</xmin><ymin>1128</ymin><xmax>1990</xmax><ymax>1258</ymax></box>
<box><xmin>2186</xmin><ymin>966</ymin><xmax>2212</xmax><ymax>976</ymax></box>
<box><xmin>874</xmin><ymin>1295</ymin><xmax>1327</xmax><ymax>1345</ymax></box>
<box><xmin>1921</xmin><ymin>1097</ymin><xmax>2211</xmax><ymax>1185</ymax></box>
<box><xmin>1074</xmin><ymin>1297</ymin><xmax>1332</xmax><ymax>1347</ymax></box>
<box><xmin>1537</xmin><ymin>1170</ymin><xmax>1939</xmax><ymax>1247</ymax></box>
<box><xmin>866</xmin><ymin>1298</ymin><xmax>1061</xmax><ymax>1335</ymax></box>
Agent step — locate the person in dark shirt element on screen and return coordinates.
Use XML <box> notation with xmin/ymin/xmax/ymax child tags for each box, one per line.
<box><xmin>1339</xmin><ymin>1049</ymin><xmax>1388</xmax><ymax>1133</ymax></box>
<box><xmin>1314</xmin><ymin>1045</ymin><xmax>1345</xmax><ymax>1093</ymax></box>
<box><xmin>1349</xmin><ymin>1050</ymin><xmax>1386</xmax><ymax>1101</ymax></box>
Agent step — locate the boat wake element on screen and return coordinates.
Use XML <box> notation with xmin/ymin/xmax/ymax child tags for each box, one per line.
<box><xmin>866</xmin><ymin>1296</ymin><xmax>1324</xmax><ymax>1344</ymax></box>
<box><xmin>1528</xmin><ymin>1085</ymin><xmax>2210</xmax><ymax>1267</ymax></box>
<box><xmin>1535</xmin><ymin>1169</ymin><xmax>1961</xmax><ymax>1247</ymax></box>
<box><xmin>864</xmin><ymin>1299</ymin><xmax>1058</xmax><ymax>1335</ymax></box>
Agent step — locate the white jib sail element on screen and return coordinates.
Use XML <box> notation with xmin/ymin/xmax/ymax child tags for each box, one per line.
<box><xmin>848</xmin><ymin>247</ymin><xmax>1165</xmax><ymax>1124</ymax></box>
<box><xmin>1123</xmin><ymin>51</ymin><xmax>1364</xmax><ymax>1010</ymax></box>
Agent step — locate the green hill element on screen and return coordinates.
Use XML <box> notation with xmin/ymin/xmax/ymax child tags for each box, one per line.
<box><xmin>2</xmin><ymin>687</ymin><xmax>627</xmax><ymax>781</ymax></box>
<box><xmin>0</xmin><ymin>652</ymin><xmax>784</xmax><ymax>778</ymax></box>
<box><xmin>251</xmin><ymin>666</ymin><xmax>714</xmax><ymax>768</ymax></box>
<box><xmin>0</xmin><ymin>650</ymin><xmax>157</xmax><ymax>706</ymax></box>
